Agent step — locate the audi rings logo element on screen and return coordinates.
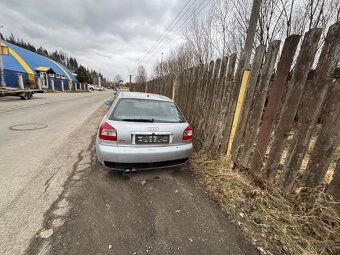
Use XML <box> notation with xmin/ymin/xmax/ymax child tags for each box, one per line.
<box><xmin>147</xmin><ymin>127</ymin><xmax>160</xmax><ymax>132</ymax></box>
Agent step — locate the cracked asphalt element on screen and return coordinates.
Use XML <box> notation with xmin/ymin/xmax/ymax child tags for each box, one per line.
<box><xmin>0</xmin><ymin>92</ymin><xmax>259</xmax><ymax>255</ymax></box>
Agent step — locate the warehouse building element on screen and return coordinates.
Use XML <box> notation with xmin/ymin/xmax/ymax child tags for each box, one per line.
<box><xmin>0</xmin><ymin>40</ymin><xmax>77</xmax><ymax>90</ymax></box>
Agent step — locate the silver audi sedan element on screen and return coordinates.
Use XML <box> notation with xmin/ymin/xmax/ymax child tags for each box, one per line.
<box><xmin>96</xmin><ymin>91</ymin><xmax>193</xmax><ymax>171</ymax></box>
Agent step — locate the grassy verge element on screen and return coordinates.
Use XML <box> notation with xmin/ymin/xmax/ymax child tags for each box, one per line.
<box><xmin>189</xmin><ymin>150</ymin><xmax>340</xmax><ymax>255</ymax></box>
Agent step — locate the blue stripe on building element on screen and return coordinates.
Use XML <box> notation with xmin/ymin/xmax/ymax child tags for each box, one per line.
<box><xmin>1</xmin><ymin>40</ymin><xmax>77</xmax><ymax>90</ymax></box>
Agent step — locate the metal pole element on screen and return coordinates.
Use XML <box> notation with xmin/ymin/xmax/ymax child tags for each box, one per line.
<box><xmin>0</xmin><ymin>25</ymin><xmax>6</xmax><ymax>87</ymax></box>
<box><xmin>161</xmin><ymin>53</ymin><xmax>163</xmax><ymax>76</ymax></box>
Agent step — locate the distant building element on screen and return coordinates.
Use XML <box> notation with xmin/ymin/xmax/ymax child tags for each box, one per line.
<box><xmin>0</xmin><ymin>40</ymin><xmax>77</xmax><ymax>90</ymax></box>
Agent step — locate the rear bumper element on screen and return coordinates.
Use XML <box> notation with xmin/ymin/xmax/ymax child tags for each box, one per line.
<box><xmin>96</xmin><ymin>140</ymin><xmax>192</xmax><ymax>169</ymax></box>
<box><xmin>104</xmin><ymin>158</ymin><xmax>189</xmax><ymax>170</ymax></box>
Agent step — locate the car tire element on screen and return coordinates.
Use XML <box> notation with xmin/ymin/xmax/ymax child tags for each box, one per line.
<box><xmin>20</xmin><ymin>93</ymin><xmax>29</xmax><ymax>100</ymax></box>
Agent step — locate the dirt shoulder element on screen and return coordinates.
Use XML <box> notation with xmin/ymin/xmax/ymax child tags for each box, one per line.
<box><xmin>29</xmin><ymin>151</ymin><xmax>259</xmax><ymax>254</ymax></box>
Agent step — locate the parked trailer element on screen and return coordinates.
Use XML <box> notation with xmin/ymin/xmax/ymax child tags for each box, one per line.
<box><xmin>0</xmin><ymin>87</ymin><xmax>44</xmax><ymax>100</ymax></box>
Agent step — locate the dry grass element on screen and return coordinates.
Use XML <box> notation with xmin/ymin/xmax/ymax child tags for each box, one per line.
<box><xmin>190</xmin><ymin>151</ymin><xmax>340</xmax><ymax>255</ymax></box>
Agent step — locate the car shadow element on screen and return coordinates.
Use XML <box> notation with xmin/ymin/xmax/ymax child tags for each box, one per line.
<box><xmin>103</xmin><ymin>164</ymin><xmax>188</xmax><ymax>181</ymax></box>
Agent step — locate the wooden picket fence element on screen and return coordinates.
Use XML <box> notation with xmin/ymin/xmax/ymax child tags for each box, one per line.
<box><xmin>133</xmin><ymin>22</ymin><xmax>340</xmax><ymax>197</ymax></box>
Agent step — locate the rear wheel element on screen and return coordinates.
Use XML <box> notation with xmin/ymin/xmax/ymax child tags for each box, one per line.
<box><xmin>28</xmin><ymin>93</ymin><xmax>33</xmax><ymax>99</ymax></box>
<box><xmin>20</xmin><ymin>93</ymin><xmax>29</xmax><ymax>100</ymax></box>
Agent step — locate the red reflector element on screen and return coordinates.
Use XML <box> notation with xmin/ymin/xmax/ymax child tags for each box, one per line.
<box><xmin>183</xmin><ymin>125</ymin><xmax>193</xmax><ymax>140</ymax></box>
<box><xmin>98</xmin><ymin>122</ymin><xmax>117</xmax><ymax>141</ymax></box>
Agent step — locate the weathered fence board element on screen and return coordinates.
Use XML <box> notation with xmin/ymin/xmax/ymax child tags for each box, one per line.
<box><xmin>278</xmin><ymin>23</ymin><xmax>340</xmax><ymax>192</ymax></box>
<box><xmin>208</xmin><ymin>56</ymin><xmax>229</xmax><ymax>152</ymax></box>
<box><xmin>186</xmin><ymin>66</ymin><xmax>199</xmax><ymax>123</ymax></box>
<box><xmin>264</xmin><ymin>28</ymin><xmax>322</xmax><ymax>182</ymax></box>
<box><xmin>219</xmin><ymin>54</ymin><xmax>237</xmax><ymax>154</ymax></box>
<box><xmin>302</xmin><ymin>78</ymin><xmax>340</xmax><ymax>188</ymax></box>
<box><xmin>222</xmin><ymin>60</ymin><xmax>243</xmax><ymax>154</ymax></box>
<box><xmin>204</xmin><ymin>58</ymin><xmax>221</xmax><ymax>143</ymax></box>
<box><xmin>328</xmin><ymin>158</ymin><xmax>340</xmax><ymax>201</ymax></box>
<box><xmin>195</xmin><ymin>64</ymin><xmax>209</xmax><ymax>138</ymax></box>
<box><xmin>239</xmin><ymin>40</ymin><xmax>281</xmax><ymax>168</ymax></box>
<box><xmin>197</xmin><ymin>61</ymin><xmax>214</xmax><ymax>140</ymax></box>
<box><xmin>191</xmin><ymin>64</ymin><xmax>205</xmax><ymax>128</ymax></box>
<box><xmin>250</xmin><ymin>35</ymin><xmax>301</xmax><ymax>174</ymax></box>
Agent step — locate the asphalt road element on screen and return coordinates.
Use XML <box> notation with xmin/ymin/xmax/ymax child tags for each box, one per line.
<box><xmin>0</xmin><ymin>91</ymin><xmax>113</xmax><ymax>254</ymax></box>
<box><xmin>0</xmin><ymin>91</ymin><xmax>259</xmax><ymax>255</ymax></box>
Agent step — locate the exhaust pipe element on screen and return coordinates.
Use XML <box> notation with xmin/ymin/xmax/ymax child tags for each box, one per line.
<box><xmin>123</xmin><ymin>169</ymin><xmax>131</xmax><ymax>174</ymax></box>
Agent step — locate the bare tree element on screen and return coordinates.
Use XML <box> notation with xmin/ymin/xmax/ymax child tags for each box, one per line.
<box><xmin>135</xmin><ymin>65</ymin><xmax>147</xmax><ymax>84</ymax></box>
<box><xmin>152</xmin><ymin>0</ymin><xmax>339</xmax><ymax>77</ymax></box>
<box><xmin>184</xmin><ymin>13</ymin><xmax>213</xmax><ymax>65</ymax></box>
<box><xmin>209</xmin><ymin>0</ymin><xmax>231</xmax><ymax>57</ymax></box>
<box><xmin>152</xmin><ymin>42</ymin><xmax>193</xmax><ymax>78</ymax></box>
<box><xmin>114</xmin><ymin>74</ymin><xmax>123</xmax><ymax>82</ymax></box>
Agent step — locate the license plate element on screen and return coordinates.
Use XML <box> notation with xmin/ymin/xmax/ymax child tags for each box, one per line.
<box><xmin>135</xmin><ymin>134</ymin><xmax>169</xmax><ymax>144</ymax></box>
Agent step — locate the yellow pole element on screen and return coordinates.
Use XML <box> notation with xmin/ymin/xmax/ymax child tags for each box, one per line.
<box><xmin>172</xmin><ymin>77</ymin><xmax>176</xmax><ymax>101</ymax></box>
<box><xmin>225</xmin><ymin>68</ymin><xmax>251</xmax><ymax>160</ymax></box>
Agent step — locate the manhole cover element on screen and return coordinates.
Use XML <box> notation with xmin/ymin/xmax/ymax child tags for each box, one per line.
<box><xmin>9</xmin><ymin>123</ymin><xmax>48</xmax><ymax>131</ymax></box>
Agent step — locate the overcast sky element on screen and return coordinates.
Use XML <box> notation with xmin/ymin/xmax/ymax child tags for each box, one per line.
<box><xmin>0</xmin><ymin>0</ymin><xmax>191</xmax><ymax>81</ymax></box>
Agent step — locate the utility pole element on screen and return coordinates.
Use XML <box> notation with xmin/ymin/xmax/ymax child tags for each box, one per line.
<box><xmin>161</xmin><ymin>52</ymin><xmax>163</xmax><ymax>76</ymax></box>
<box><xmin>242</xmin><ymin>0</ymin><xmax>262</xmax><ymax>68</ymax></box>
<box><xmin>128</xmin><ymin>74</ymin><xmax>132</xmax><ymax>84</ymax></box>
<box><xmin>225</xmin><ymin>0</ymin><xmax>262</xmax><ymax>161</ymax></box>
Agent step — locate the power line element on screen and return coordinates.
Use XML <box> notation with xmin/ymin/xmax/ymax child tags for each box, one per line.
<box><xmin>146</xmin><ymin>0</ymin><xmax>211</xmax><ymax>64</ymax></box>
<box><xmin>145</xmin><ymin>0</ymin><xmax>206</xmax><ymax>60</ymax></box>
<box><xmin>144</xmin><ymin>0</ymin><xmax>194</xmax><ymax>58</ymax></box>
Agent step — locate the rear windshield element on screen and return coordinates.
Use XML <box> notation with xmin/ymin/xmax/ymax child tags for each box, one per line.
<box><xmin>109</xmin><ymin>98</ymin><xmax>186</xmax><ymax>123</ymax></box>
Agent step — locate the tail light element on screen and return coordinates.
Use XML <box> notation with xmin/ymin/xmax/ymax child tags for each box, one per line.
<box><xmin>98</xmin><ymin>122</ymin><xmax>117</xmax><ymax>141</ymax></box>
<box><xmin>183</xmin><ymin>125</ymin><xmax>193</xmax><ymax>140</ymax></box>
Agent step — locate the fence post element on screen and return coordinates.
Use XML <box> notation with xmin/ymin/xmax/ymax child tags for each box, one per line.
<box><xmin>61</xmin><ymin>80</ymin><xmax>64</xmax><ymax>91</ymax></box>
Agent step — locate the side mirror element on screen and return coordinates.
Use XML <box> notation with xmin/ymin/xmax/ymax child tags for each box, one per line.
<box><xmin>105</xmin><ymin>100</ymin><xmax>113</xmax><ymax>107</ymax></box>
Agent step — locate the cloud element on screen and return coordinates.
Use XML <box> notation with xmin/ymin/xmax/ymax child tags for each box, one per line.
<box><xmin>0</xmin><ymin>0</ymin><xmax>184</xmax><ymax>81</ymax></box>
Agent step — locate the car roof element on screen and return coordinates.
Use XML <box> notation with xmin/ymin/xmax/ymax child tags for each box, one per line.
<box><xmin>118</xmin><ymin>91</ymin><xmax>172</xmax><ymax>102</ymax></box>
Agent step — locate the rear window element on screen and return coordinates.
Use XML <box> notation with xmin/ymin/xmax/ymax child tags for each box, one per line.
<box><xmin>109</xmin><ymin>98</ymin><xmax>186</xmax><ymax>123</ymax></box>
